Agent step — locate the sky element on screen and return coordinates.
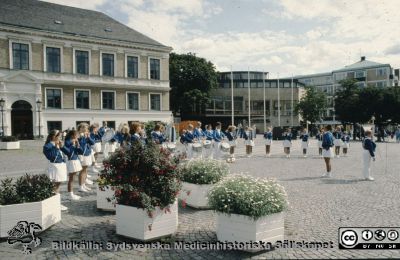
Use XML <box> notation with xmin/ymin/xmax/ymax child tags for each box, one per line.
<box><xmin>45</xmin><ymin>0</ymin><xmax>400</xmax><ymax>77</ymax></box>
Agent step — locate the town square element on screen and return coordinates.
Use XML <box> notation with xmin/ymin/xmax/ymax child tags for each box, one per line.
<box><xmin>1</xmin><ymin>0</ymin><xmax>400</xmax><ymax>259</ymax></box>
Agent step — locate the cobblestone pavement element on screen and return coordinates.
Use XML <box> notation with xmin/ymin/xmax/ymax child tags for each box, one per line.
<box><xmin>1</xmin><ymin>137</ymin><xmax>400</xmax><ymax>259</ymax></box>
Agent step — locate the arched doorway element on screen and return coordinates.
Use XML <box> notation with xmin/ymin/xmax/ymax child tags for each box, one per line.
<box><xmin>11</xmin><ymin>100</ymin><xmax>33</xmax><ymax>139</ymax></box>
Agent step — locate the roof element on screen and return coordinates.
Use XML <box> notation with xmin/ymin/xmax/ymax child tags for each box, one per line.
<box><xmin>0</xmin><ymin>0</ymin><xmax>168</xmax><ymax>48</ymax></box>
<box><xmin>333</xmin><ymin>59</ymin><xmax>391</xmax><ymax>73</ymax></box>
<box><xmin>290</xmin><ymin>72</ymin><xmax>332</xmax><ymax>79</ymax></box>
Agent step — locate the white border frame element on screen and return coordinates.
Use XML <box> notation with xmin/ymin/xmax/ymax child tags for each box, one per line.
<box><xmin>100</xmin><ymin>51</ymin><xmax>117</xmax><ymax>77</ymax></box>
<box><xmin>43</xmin><ymin>44</ymin><xmax>64</xmax><ymax>73</ymax></box>
<box><xmin>9</xmin><ymin>39</ymin><xmax>32</xmax><ymax>70</ymax></box>
<box><xmin>126</xmin><ymin>91</ymin><xmax>140</xmax><ymax>111</ymax></box>
<box><xmin>74</xmin><ymin>89</ymin><xmax>91</xmax><ymax>110</ymax></box>
<box><xmin>44</xmin><ymin>87</ymin><xmax>63</xmax><ymax>109</ymax></box>
<box><xmin>101</xmin><ymin>90</ymin><xmax>116</xmax><ymax>110</ymax></box>
<box><xmin>148</xmin><ymin>56</ymin><xmax>161</xmax><ymax>80</ymax></box>
<box><xmin>125</xmin><ymin>53</ymin><xmax>140</xmax><ymax>79</ymax></box>
<box><xmin>148</xmin><ymin>92</ymin><xmax>162</xmax><ymax>111</ymax></box>
<box><xmin>72</xmin><ymin>48</ymin><xmax>91</xmax><ymax>75</ymax></box>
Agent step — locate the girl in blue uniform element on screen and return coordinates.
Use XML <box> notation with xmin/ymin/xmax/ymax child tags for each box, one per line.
<box><xmin>264</xmin><ymin>127</ymin><xmax>273</xmax><ymax>157</ymax></box>
<box><xmin>213</xmin><ymin>122</ymin><xmax>225</xmax><ymax>159</ymax></box>
<box><xmin>151</xmin><ymin>124</ymin><xmax>166</xmax><ymax>145</ymax></box>
<box><xmin>203</xmin><ymin>125</ymin><xmax>214</xmax><ymax>159</ymax></box>
<box><xmin>77</xmin><ymin>123</ymin><xmax>94</xmax><ymax>192</ymax></box>
<box><xmin>185</xmin><ymin>124</ymin><xmax>196</xmax><ymax>159</ymax></box>
<box><xmin>333</xmin><ymin>126</ymin><xmax>343</xmax><ymax>158</ymax></box>
<box><xmin>43</xmin><ymin>130</ymin><xmax>68</xmax><ymax>211</ymax></box>
<box><xmin>316</xmin><ymin>128</ymin><xmax>324</xmax><ymax>157</ymax></box>
<box><xmin>341</xmin><ymin>131</ymin><xmax>350</xmax><ymax>157</ymax></box>
<box><xmin>90</xmin><ymin>124</ymin><xmax>102</xmax><ymax>168</ymax></box>
<box><xmin>322</xmin><ymin>125</ymin><xmax>334</xmax><ymax>178</ymax></box>
<box><xmin>225</xmin><ymin>125</ymin><xmax>237</xmax><ymax>162</ymax></box>
<box><xmin>362</xmin><ymin>130</ymin><xmax>376</xmax><ymax>181</ymax></box>
<box><xmin>243</xmin><ymin>126</ymin><xmax>254</xmax><ymax>157</ymax></box>
<box><xmin>282</xmin><ymin>128</ymin><xmax>292</xmax><ymax>158</ymax></box>
<box><xmin>300</xmin><ymin>129</ymin><xmax>309</xmax><ymax>158</ymax></box>
<box><xmin>62</xmin><ymin>130</ymin><xmax>83</xmax><ymax>201</ymax></box>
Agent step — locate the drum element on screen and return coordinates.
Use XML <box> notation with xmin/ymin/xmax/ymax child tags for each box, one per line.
<box><xmin>220</xmin><ymin>142</ymin><xmax>230</xmax><ymax>153</ymax></box>
<box><xmin>102</xmin><ymin>129</ymin><xmax>115</xmax><ymax>142</ymax></box>
<box><xmin>192</xmin><ymin>143</ymin><xmax>202</xmax><ymax>152</ymax></box>
<box><xmin>166</xmin><ymin>143</ymin><xmax>176</xmax><ymax>152</ymax></box>
<box><xmin>203</xmin><ymin>140</ymin><xmax>212</xmax><ymax>149</ymax></box>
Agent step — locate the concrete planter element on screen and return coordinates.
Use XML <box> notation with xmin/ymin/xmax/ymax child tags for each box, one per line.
<box><xmin>179</xmin><ymin>182</ymin><xmax>213</xmax><ymax>209</ymax></box>
<box><xmin>116</xmin><ymin>200</ymin><xmax>178</xmax><ymax>241</ymax></box>
<box><xmin>96</xmin><ymin>185</ymin><xmax>116</xmax><ymax>211</ymax></box>
<box><xmin>0</xmin><ymin>194</ymin><xmax>61</xmax><ymax>237</ymax></box>
<box><xmin>0</xmin><ymin>141</ymin><xmax>20</xmax><ymax>150</ymax></box>
<box><xmin>216</xmin><ymin>212</ymin><xmax>284</xmax><ymax>251</ymax></box>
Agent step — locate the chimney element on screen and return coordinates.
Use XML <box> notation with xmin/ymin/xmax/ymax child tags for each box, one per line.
<box><xmin>361</xmin><ymin>56</ymin><xmax>366</xmax><ymax>61</ymax></box>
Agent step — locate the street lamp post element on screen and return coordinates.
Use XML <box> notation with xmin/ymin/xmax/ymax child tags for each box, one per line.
<box><xmin>0</xmin><ymin>98</ymin><xmax>5</xmax><ymax>136</ymax></box>
<box><xmin>36</xmin><ymin>99</ymin><xmax>42</xmax><ymax>138</ymax></box>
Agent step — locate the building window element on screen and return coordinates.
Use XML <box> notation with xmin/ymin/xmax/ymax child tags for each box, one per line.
<box><xmin>75</xmin><ymin>90</ymin><xmax>90</xmax><ymax>109</ymax></box>
<box><xmin>46</xmin><ymin>47</ymin><xmax>61</xmax><ymax>73</ymax></box>
<box><xmin>47</xmin><ymin>121</ymin><xmax>62</xmax><ymax>132</ymax></box>
<box><xmin>376</xmin><ymin>81</ymin><xmax>386</xmax><ymax>88</ymax></box>
<box><xmin>75</xmin><ymin>50</ymin><xmax>89</xmax><ymax>75</ymax></box>
<box><xmin>149</xmin><ymin>58</ymin><xmax>160</xmax><ymax>80</ymax></box>
<box><xmin>127</xmin><ymin>56</ymin><xmax>138</xmax><ymax>78</ymax></box>
<box><xmin>102</xmin><ymin>53</ymin><xmax>114</xmax><ymax>77</ymax></box>
<box><xmin>127</xmin><ymin>92</ymin><xmax>139</xmax><ymax>110</ymax></box>
<box><xmin>12</xmin><ymin>43</ymin><xmax>29</xmax><ymax>70</ymax></box>
<box><xmin>377</xmin><ymin>68</ymin><xmax>386</xmax><ymax>77</ymax></box>
<box><xmin>149</xmin><ymin>93</ymin><xmax>161</xmax><ymax>111</ymax></box>
<box><xmin>355</xmin><ymin>70</ymin><xmax>365</xmax><ymax>78</ymax></box>
<box><xmin>103</xmin><ymin>121</ymin><xmax>116</xmax><ymax>130</ymax></box>
<box><xmin>46</xmin><ymin>89</ymin><xmax>62</xmax><ymax>109</ymax></box>
<box><xmin>102</xmin><ymin>91</ymin><xmax>115</xmax><ymax>110</ymax></box>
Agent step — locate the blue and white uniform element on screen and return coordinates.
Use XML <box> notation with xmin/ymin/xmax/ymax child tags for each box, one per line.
<box><xmin>243</xmin><ymin>130</ymin><xmax>254</xmax><ymax>146</ymax></box>
<box><xmin>43</xmin><ymin>142</ymin><xmax>67</xmax><ymax>182</ymax></box>
<box><xmin>362</xmin><ymin>137</ymin><xmax>376</xmax><ymax>179</ymax></box>
<box><xmin>203</xmin><ymin>130</ymin><xmax>214</xmax><ymax>159</ymax></box>
<box><xmin>194</xmin><ymin>128</ymin><xmax>205</xmax><ymax>140</ymax></box>
<box><xmin>282</xmin><ymin>132</ymin><xmax>292</xmax><ymax>148</ymax></box>
<box><xmin>90</xmin><ymin>131</ymin><xmax>102</xmax><ymax>153</ymax></box>
<box><xmin>151</xmin><ymin>131</ymin><xmax>166</xmax><ymax>145</ymax></box>
<box><xmin>333</xmin><ymin>131</ymin><xmax>343</xmax><ymax>147</ymax></box>
<box><xmin>225</xmin><ymin>131</ymin><xmax>237</xmax><ymax>147</ymax></box>
<box><xmin>185</xmin><ymin>131</ymin><xmax>195</xmax><ymax>159</ymax></box>
<box><xmin>62</xmin><ymin>138</ymin><xmax>83</xmax><ymax>173</ymax></box>
<box><xmin>300</xmin><ymin>133</ymin><xmax>309</xmax><ymax>149</ymax></box>
<box><xmin>322</xmin><ymin>131</ymin><xmax>334</xmax><ymax>158</ymax></box>
<box><xmin>264</xmin><ymin>131</ymin><xmax>273</xmax><ymax>145</ymax></box>
<box><xmin>78</xmin><ymin>135</ymin><xmax>95</xmax><ymax>166</ymax></box>
<box><xmin>213</xmin><ymin>129</ymin><xmax>225</xmax><ymax>159</ymax></box>
<box><xmin>341</xmin><ymin>134</ymin><xmax>350</xmax><ymax>149</ymax></box>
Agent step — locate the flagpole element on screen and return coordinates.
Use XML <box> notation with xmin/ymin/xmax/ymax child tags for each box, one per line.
<box><xmin>231</xmin><ymin>66</ymin><xmax>234</xmax><ymax>125</ymax></box>
<box><xmin>291</xmin><ymin>75</ymin><xmax>294</xmax><ymax>127</ymax></box>
<box><xmin>277</xmin><ymin>73</ymin><xmax>281</xmax><ymax>127</ymax></box>
<box><xmin>263</xmin><ymin>71</ymin><xmax>266</xmax><ymax>132</ymax></box>
<box><xmin>248</xmin><ymin>69</ymin><xmax>251</xmax><ymax>127</ymax></box>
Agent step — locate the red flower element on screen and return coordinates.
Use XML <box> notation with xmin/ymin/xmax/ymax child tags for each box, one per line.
<box><xmin>181</xmin><ymin>200</ymin><xmax>187</xmax><ymax>208</ymax></box>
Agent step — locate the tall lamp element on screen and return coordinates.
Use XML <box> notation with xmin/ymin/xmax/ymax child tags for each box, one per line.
<box><xmin>36</xmin><ymin>99</ymin><xmax>42</xmax><ymax>138</ymax></box>
<box><xmin>0</xmin><ymin>98</ymin><xmax>5</xmax><ymax>136</ymax></box>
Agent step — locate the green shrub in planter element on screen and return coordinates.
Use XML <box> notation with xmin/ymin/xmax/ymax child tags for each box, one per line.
<box><xmin>180</xmin><ymin>159</ymin><xmax>229</xmax><ymax>185</ymax></box>
<box><xmin>208</xmin><ymin>174</ymin><xmax>288</xmax><ymax>220</ymax></box>
<box><xmin>0</xmin><ymin>174</ymin><xmax>55</xmax><ymax>205</ymax></box>
<box><xmin>1</xmin><ymin>136</ymin><xmax>18</xmax><ymax>142</ymax></box>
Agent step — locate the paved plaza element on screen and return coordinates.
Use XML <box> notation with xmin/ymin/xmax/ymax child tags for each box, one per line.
<box><xmin>1</xmin><ymin>137</ymin><xmax>400</xmax><ymax>259</ymax></box>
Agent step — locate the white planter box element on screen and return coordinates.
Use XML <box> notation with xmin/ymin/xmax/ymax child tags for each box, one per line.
<box><xmin>0</xmin><ymin>141</ymin><xmax>20</xmax><ymax>150</ymax></box>
<box><xmin>96</xmin><ymin>185</ymin><xmax>116</xmax><ymax>211</ymax></box>
<box><xmin>0</xmin><ymin>194</ymin><xmax>61</xmax><ymax>238</ymax></box>
<box><xmin>216</xmin><ymin>212</ymin><xmax>284</xmax><ymax>251</ymax></box>
<box><xmin>116</xmin><ymin>200</ymin><xmax>178</xmax><ymax>241</ymax></box>
<box><xmin>179</xmin><ymin>182</ymin><xmax>212</xmax><ymax>209</ymax></box>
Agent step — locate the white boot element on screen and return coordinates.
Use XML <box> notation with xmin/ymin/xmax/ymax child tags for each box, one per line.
<box><xmin>60</xmin><ymin>204</ymin><xmax>68</xmax><ymax>211</ymax></box>
<box><xmin>84</xmin><ymin>184</ymin><xmax>92</xmax><ymax>191</ymax></box>
<box><xmin>79</xmin><ymin>185</ymin><xmax>89</xmax><ymax>193</ymax></box>
<box><xmin>69</xmin><ymin>192</ymin><xmax>81</xmax><ymax>201</ymax></box>
<box><xmin>86</xmin><ymin>179</ymin><xmax>93</xmax><ymax>185</ymax></box>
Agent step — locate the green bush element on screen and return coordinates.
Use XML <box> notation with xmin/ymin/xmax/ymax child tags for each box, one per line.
<box><xmin>1</xmin><ymin>136</ymin><xmax>19</xmax><ymax>142</ymax></box>
<box><xmin>179</xmin><ymin>159</ymin><xmax>229</xmax><ymax>185</ymax></box>
<box><xmin>208</xmin><ymin>174</ymin><xmax>288</xmax><ymax>220</ymax></box>
<box><xmin>0</xmin><ymin>174</ymin><xmax>55</xmax><ymax>205</ymax></box>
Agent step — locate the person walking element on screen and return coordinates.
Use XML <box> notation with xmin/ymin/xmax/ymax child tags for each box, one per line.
<box><xmin>362</xmin><ymin>130</ymin><xmax>376</xmax><ymax>181</ymax></box>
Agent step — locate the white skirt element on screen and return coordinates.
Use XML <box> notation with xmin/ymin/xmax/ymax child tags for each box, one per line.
<box><xmin>301</xmin><ymin>141</ymin><xmax>308</xmax><ymax>149</ymax></box>
<box><xmin>342</xmin><ymin>142</ymin><xmax>350</xmax><ymax>149</ymax></box>
<box><xmin>245</xmin><ymin>140</ymin><xmax>254</xmax><ymax>146</ymax></box>
<box><xmin>322</xmin><ymin>148</ymin><xmax>334</xmax><ymax>158</ymax></box>
<box><xmin>48</xmin><ymin>162</ymin><xmax>67</xmax><ymax>182</ymax></box>
<box><xmin>66</xmin><ymin>159</ymin><xmax>82</xmax><ymax>173</ymax></box>
<box><xmin>228</xmin><ymin>140</ymin><xmax>237</xmax><ymax>147</ymax></box>
<box><xmin>79</xmin><ymin>155</ymin><xmax>93</xmax><ymax>167</ymax></box>
<box><xmin>283</xmin><ymin>140</ymin><xmax>292</xmax><ymax>148</ymax></box>
<box><xmin>92</xmin><ymin>142</ymin><xmax>102</xmax><ymax>153</ymax></box>
<box><xmin>334</xmin><ymin>139</ymin><xmax>343</xmax><ymax>147</ymax></box>
<box><xmin>318</xmin><ymin>141</ymin><xmax>323</xmax><ymax>148</ymax></box>
<box><xmin>265</xmin><ymin>139</ymin><xmax>272</xmax><ymax>145</ymax></box>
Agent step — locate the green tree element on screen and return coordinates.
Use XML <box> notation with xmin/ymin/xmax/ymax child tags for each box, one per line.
<box><xmin>295</xmin><ymin>86</ymin><xmax>327</xmax><ymax>124</ymax></box>
<box><xmin>169</xmin><ymin>53</ymin><xmax>218</xmax><ymax>117</ymax></box>
<box><xmin>382</xmin><ymin>87</ymin><xmax>400</xmax><ymax>124</ymax></box>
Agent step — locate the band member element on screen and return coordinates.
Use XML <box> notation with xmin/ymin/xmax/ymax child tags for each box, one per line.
<box><xmin>43</xmin><ymin>130</ymin><xmax>68</xmax><ymax>211</ymax></box>
<box><xmin>362</xmin><ymin>130</ymin><xmax>376</xmax><ymax>181</ymax></box>
<box><xmin>213</xmin><ymin>122</ymin><xmax>225</xmax><ymax>160</ymax></box>
<box><xmin>151</xmin><ymin>124</ymin><xmax>166</xmax><ymax>145</ymax></box>
<box><xmin>282</xmin><ymin>128</ymin><xmax>292</xmax><ymax>158</ymax></box>
<box><xmin>341</xmin><ymin>131</ymin><xmax>350</xmax><ymax>157</ymax></box>
<box><xmin>130</xmin><ymin>122</ymin><xmax>142</xmax><ymax>144</ymax></box>
<box><xmin>203</xmin><ymin>125</ymin><xmax>214</xmax><ymax>159</ymax></box>
<box><xmin>62</xmin><ymin>130</ymin><xmax>83</xmax><ymax>201</ymax></box>
<box><xmin>99</xmin><ymin>121</ymin><xmax>108</xmax><ymax>137</ymax></box>
<box><xmin>194</xmin><ymin>121</ymin><xmax>205</xmax><ymax>139</ymax></box>
<box><xmin>300</xmin><ymin>129</ymin><xmax>309</xmax><ymax>158</ymax></box>
<box><xmin>185</xmin><ymin>124</ymin><xmax>196</xmax><ymax>159</ymax></box>
<box><xmin>321</xmin><ymin>125</ymin><xmax>334</xmax><ymax>178</ymax></box>
<box><xmin>117</xmin><ymin>124</ymin><xmax>131</xmax><ymax>148</ymax></box>
<box><xmin>90</xmin><ymin>124</ymin><xmax>102</xmax><ymax>167</ymax></box>
<box><xmin>225</xmin><ymin>125</ymin><xmax>237</xmax><ymax>162</ymax></box>
<box><xmin>333</xmin><ymin>126</ymin><xmax>343</xmax><ymax>158</ymax></box>
<box><xmin>316</xmin><ymin>128</ymin><xmax>324</xmax><ymax>157</ymax></box>
<box><xmin>243</xmin><ymin>126</ymin><xmax>254</xmax><ymax>157</ymax></box>
<box><xmin>77</xmin><ymin>123</ymin><xmax>95</xmax><ymax>192</ymax></box>
<box><xmin>264</xmin><ymin>127</ymin><xmax>273</xmax><ymax>157</ymax></box>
